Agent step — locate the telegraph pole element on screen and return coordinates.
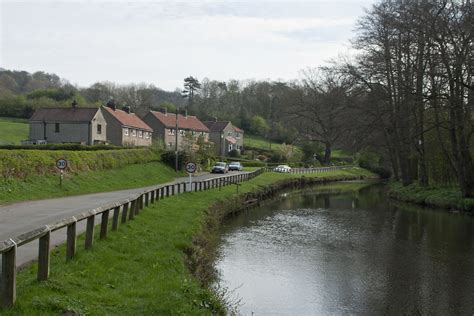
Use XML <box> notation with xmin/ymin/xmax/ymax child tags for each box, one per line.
<box><xmin>175</xmin><ymin>109</ymin><xmax>179</xmax><ymax>172</ymax></box>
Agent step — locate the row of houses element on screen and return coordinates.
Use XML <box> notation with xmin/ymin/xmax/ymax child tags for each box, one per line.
<box><xmin>27</xmin><ymin>102</ymin><xmax>244</xmax><ymax>156</ymax></box>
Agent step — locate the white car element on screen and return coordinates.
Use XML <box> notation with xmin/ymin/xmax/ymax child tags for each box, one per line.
<box><xmin>274</xmin><ymin>165</ymin><xmax>291</xmax><ymax>173</ymax></box>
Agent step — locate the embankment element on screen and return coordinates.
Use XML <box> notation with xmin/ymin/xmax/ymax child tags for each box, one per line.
<box><xmin>388</xmin><ymin>182</ymin><xmax>474</xmax><ymax>212</ymax></box>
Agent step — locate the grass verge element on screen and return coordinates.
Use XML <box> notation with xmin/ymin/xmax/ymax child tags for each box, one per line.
<box><xmin>0</xmin><ymin>162</ymin><xmax>180</xmax><ymax>204</ymax></box>
<box><xmin>388</xmin><ymin>182</ymin><xmax>474</xmax><ymax>212</ymax></box>
<box><xmin>1</xmin><ymin>167</ymin><xmax>373</xmax><ymax>315</ymax></box>
<box><xmin>0</xmin><ymin>117</ymin><xmax>29</xmax><ymax>145</ymax></box>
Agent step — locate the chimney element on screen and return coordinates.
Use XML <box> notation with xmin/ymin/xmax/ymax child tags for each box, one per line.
<box><xmin>71</xmin><ymin>99</ymin><xmax>77</xmax><ymax>109</ymax></box>
<box><xmin>123</xmin><ymin>105</ymin><xmax>130</xmax><ymax>114</ymax></box>
<box><xmin>214</xmin><ymin>117</ymin><xmax>218</xmax><ymax>122</ymax></box>
<box><xmin>106</xmin><ymin>99</ymin><xmax>116</xmax><ymax>111</ymax></box>
<box><xmin>185</xmin><ymin>110</ymin><xmax>188</xmax><ymax>119</ymax></box>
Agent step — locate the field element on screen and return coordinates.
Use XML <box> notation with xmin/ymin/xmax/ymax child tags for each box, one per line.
<box><xmin>0</xmin><ymin>117</ymin><xmax>29</xmax><ymax>145</ymax></box>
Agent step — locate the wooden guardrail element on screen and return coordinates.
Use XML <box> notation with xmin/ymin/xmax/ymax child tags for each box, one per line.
<box><xmin>265</xmin><ymin>166</ymin><xmax>350</xmax><ymax>174</ymax></box>
<box><xmin>0</xmin><ymin>168</ymin><xmax>265</xmax><ymax>308</ymax></box>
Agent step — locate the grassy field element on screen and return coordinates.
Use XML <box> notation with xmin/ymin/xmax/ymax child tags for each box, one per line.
<box><xmin>2</xmin><ymin>167</ymin><xmax>374</xmax><ymax>315</ymax></box>
<box><xmin>0</xmin><ymin>117</ymin><xmax>29</xmax><ymax>145</ymax></box>
<box><xmin>0</xmin><ymin>161</ymin><xmax>180</xmax><ymax>204</ymax></box>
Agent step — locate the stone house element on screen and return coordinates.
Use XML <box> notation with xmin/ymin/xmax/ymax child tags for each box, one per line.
<box><xmin>101</xmin><ymin>104</ymin><xmax>153</xmax><ymax>147</ymax></box>
<box><xmin>28</xmin><ymin>106</ymin><xmax>107</xmax><ymax>145</ymax></box>
<box><xmin>203</xmin><ymin>121</ymin><xmax>244</xmax><ymax>157</ymax></box>
<box><xmin>143</xmin><ymin>109</ymin><xmax>209</xmax><ymax>150</ymax></box>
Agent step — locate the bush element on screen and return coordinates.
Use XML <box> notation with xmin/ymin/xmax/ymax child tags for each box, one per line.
<box><xmin>228</xmin><ymin>149</ymin><xmax>240</xmax><ymax>158</ymax></box>
<box><xmin>0</xmin><ymin>144</ymin><xmax>128</xmax><ymax>151</ymax></box>
<box><xmin>161</xmin><ymin>150</ymin><xmax>191</xmax><ymax>171</ymax></box>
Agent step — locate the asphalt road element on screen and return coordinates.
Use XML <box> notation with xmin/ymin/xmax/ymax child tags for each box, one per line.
<box><xmin>0</xmin><ymin>171</ymin><xmax>246</xmax><ymax>267</ymax></box>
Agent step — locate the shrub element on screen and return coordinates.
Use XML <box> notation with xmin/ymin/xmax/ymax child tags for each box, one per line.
<box><xmin>228</xmin><ymin>149</ymin><xmax>240</xmax><ymax>158</ymax></box>
<box><xmin>161</xmin><ymin>150</ymin><xmax>191</xmax><ymax>170</ymax></box>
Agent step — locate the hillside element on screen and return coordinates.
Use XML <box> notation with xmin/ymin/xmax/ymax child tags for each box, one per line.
<box><xmin>0</xmin><ymin>117</ymin><xmax>28</xmax><ymax>145</ymax></box>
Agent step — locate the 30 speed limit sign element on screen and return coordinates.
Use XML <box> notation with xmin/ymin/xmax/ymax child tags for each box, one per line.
<box><xmin>185</xmin><ymin>161</ymin><xmax>197</xmax><ymax>174</ymax></box>
<box><xmin>56</xmin><ymin>158</ymin><xmax>68</xmax><ymax>170</ymax></box>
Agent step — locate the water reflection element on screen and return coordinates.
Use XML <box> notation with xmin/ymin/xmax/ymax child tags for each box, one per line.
<box><xmin>215</xmin><ymin>182</ymin><xmax>474</xmax><ymax>315</ymax></box>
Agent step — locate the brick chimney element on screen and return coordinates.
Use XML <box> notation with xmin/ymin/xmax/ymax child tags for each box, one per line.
<box><xmin>106</xmin><ymin>99</ymin><xmax>116</xmax><ymax>111</ymax></box>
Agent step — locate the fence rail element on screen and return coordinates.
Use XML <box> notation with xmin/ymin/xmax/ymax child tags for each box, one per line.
<box><xmin>265</xmin><ymin>165</ymin><xmax>350</xmax><ymax>174</ymax></box>
<box><xmin>0</xmin><ymin>168</ymin><xmax>265</xmax><ymax>308</ymax></box>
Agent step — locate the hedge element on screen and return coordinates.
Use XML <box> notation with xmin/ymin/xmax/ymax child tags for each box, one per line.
<box><xmin>0</xmin><ymin>148</ymin><xmax>160</xmax><ymax>179</ymax></box>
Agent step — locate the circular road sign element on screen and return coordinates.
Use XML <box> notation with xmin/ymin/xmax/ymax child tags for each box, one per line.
<box><xmin>185</xmin><ymin>161</ymin><xmax>197</xmax><ymax>174</ymax></box>
<box><xmin>56</xmin><ymin>158</ymin><xmax>68</xmax><ymax>170</ymax></box>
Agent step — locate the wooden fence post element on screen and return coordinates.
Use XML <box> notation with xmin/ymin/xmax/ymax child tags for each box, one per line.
<box><xmin>1</xmin><ymin>244</ymin><xmax>16</xmax><ymax>308</ymax></box>
<box><xmin>66</xmin><ymin>221</ymin><xmax>77</xmax><ymax>261</ymax></box>
<box><xmin>100</xmin><ymin>210</ymin><xmax>109</xmax><ymax>239</ymax></box>
<box><xmin>37</xmin><ymin>231</ymin><xmax>50</xmax><ymax>281</ymax></box>
<box><xmin>121</xmin><ymin>203</ymin><xmax>129</xmax><ymax>224</ymax></box>
<box><xmin>85</xmin><ymin>216</ymin><xmax>95</xmax><ymax>250</ymax></box>
<box><xmin>112</xmin><ymin>206</ymin><xmax>120</xmax><ymax>231</ymax></box>
<box><xmin>129</xmin><ymin>200</ymin><xmax>136</xmax><ymax>220</ymax></box>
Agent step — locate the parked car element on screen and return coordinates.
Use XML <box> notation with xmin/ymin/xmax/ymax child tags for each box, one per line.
<box><xmin>228</xmin><ymin>161</ymin><xmax>243</xmax><ymax>171</ymax></box>
<box><xmin>274</xmin><ymin>164</ymin><xmax>291</xmax><ymax>173</ymax></box>
<box><xmin>211</xmin><ymin>162</ymin><xmax>229</xmax><ymax>174</ymax></box>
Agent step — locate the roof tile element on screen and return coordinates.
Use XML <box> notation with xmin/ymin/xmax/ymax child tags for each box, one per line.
<box><xmin>103</xmin><ymin>107</ymin><xmax>152</xmax><ymax>131</ymax></box>
<box><xmin>150</xmin><ymin>111</ymin><xmax>209</xmax><ymax>132</ymax></box>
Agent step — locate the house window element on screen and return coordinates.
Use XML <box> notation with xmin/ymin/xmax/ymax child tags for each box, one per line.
<box><xmin>132</xmin><ymin>129</ymin><xmax>137</xmax><ymax>137</ymax></box>
<box><xmin>168</xmin><ymin>142</ymin><xmax>173</xmax><ymax>148</ymax></box>
<box><xmin>201</xmin><ymin>132</ymin><xmax>205</xmax><ymax>136</ymax></box>
<box><xmin>138</xmin><ymin>130</ymin><xmax>143</xmax><ymax>138</ymax></box>
<box><xmin>124</xmin><ymin>128</ymin><xmax>129</xmax><ymax>136</ymax></box>
<box><xmin>145</xmin><ymin>132</ymin><xmax>150</xmax><ymax>139</ymax></box>
<box><xmin>192</xmin><ymin>131</ymin><xmax>196</xmax><ymax>136</ymax></box>
<box><xmin>168</xmin><ymin>128</ymin><xmax>175</xmax><ymax>136</ymax></box>
<box><xmin>228</xmin><ymin>144</ymin><xmax>233</xmax><ymax>151</ymax></box>
<box><xmin>97</xmin><ymin>124</ymin><xmax>102</xmax><ymax>134</ymax></box>
<box><xmin>179</xmin><ymin>129</ymin><xmax>185</xmax><ymax>136</ymax></box>
<box><xmin>55</xmin><ymin>123</ymin><xmax>60</xmax><ymax>133</ymax></box>
<box><xmin>227</xmin><ymin>131</ymin><xmax>232</xmax><ymax>136</ymax></box>
<box><xmin>235</xmin><ymin>133</ymin><xmax>240</xmax><ymax>139</ymax></box>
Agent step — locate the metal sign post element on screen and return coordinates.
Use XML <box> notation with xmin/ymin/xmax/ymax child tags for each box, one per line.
<box><xmin>185</xmin><ymin>161</ymin><xmax>197</xmax><ymax>191</ymax></box>
<box><xmin>56</xmin><ymin>158</ymin><xmax>68</xmax><ymax>186</ymax></box>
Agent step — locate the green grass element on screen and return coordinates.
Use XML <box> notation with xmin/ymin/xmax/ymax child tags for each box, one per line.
<box><xmin>2</xmin><ymin>167</ymin><xmax>373</xmax><ymax>315</ymax></box>
<box><xmin>0</xmin><ymin>117</ymin><xmax>29</xmax><ymax>145</ymax></box>
<box><xmin>244</xmin><ymin>134</ymin><xmax>302</xmax><ymax>153</ymax></box>
<box><xmin>388</xmin><ymin>182</ymin><xmax>474</xmax><ymax>212</ymax></box>
<box><xmin>0</xmin><ymin>162</ymin><xmax>180</xmax><ymax>204</ymax></box>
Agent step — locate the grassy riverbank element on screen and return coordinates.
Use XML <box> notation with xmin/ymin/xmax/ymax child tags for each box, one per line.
<box><xmin>388</xmin><ymin>182</ymin><xmax>474</xmax><ymax>212</ymax></box>
<box><xmin>0</xmin><ymin>162</ymin><xmax>179</xmax><ymax>204</ymax></box>
<box><xmin>1</xmin><ymin>167</ymin><xmax>373</xmax><ymax>315</ymax></box>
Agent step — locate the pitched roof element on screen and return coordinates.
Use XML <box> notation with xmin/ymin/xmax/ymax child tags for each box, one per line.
<box><xmin>203</xmin><ymin>121</ymin><xmax>231</xmax><ymax>132</ymax></box>
<box><xmin>203</xmin><ymin>121</ymin><xmax>244</xmax><ymax>133</ymax></box>
<box><xmin>30</xmin><ymin>107</ymin><xmax>99</xmax><ymax>122</ymax></box>
<box><xmin>149</xmin><ymin>111</ymin><xmax>209</xmax><ymax>132</ymax></box>
<box><xmin>102</xmin><ymin>107</ymin><xmax>152</xmax><ymax>131</ymax></box>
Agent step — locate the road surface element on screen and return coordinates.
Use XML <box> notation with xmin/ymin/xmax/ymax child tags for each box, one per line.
<box><xmin>0</xmin><ymin>171</ymin><xmax>246</xmax><ymax>267</ymax></box>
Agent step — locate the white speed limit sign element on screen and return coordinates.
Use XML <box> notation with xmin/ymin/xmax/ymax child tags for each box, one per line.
<box><xmin>185</xmin><ymin>161</ymin><xmax>197</xmax><ymax>174</ymax></box>
<box><xmin>56</xmin><ymin>158</ymin><xmax>68</xmax><ymax>170</ymax></box>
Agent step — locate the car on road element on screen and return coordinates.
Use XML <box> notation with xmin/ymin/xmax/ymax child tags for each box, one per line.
<box><xmin>228</xmin><ymin>161</ymin><xmax>243</xmax><ymax>171</ymax></box>
<box><xmin>274</xmin><ymin>164</ymin><xmax>292</xmax><ymax>173</ymax></box>
<box><xmin>211</xmin><ymin>162</ymin><xmax>229</xmax><ymax>174</ymax></box>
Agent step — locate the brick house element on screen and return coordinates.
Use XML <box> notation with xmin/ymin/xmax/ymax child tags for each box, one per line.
<box><xmin>143</xmin><ymin>109</ymin><xmax>209</xmax><ymax>150</ymax></box>
<box><xmin>28</xmin><ymin>106</ymin><xmax>107</xmax><ymax>145</ymax></box>
<box><xmin>101</xmin><ymin>104</ymin><xmax>153</xmax><ymax>147</ymax></box>
<box><xmin>203</xmin><ymin>121</ymin><xmax>244</xmax><ymax>157</ymax></box>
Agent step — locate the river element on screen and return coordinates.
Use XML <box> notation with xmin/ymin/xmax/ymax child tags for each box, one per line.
<box><xmin>215</xmin><ymin>181</ymin><xmax>474</xmax><ymax>315</ymax></box>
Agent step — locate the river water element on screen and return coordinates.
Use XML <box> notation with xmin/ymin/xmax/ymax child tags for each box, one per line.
<box><xmin>215</xmin><ymin>182</ymin><xmax>474</xmax><ymax>315</ymax></box>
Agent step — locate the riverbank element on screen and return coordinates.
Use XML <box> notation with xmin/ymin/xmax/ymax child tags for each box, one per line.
<box><xmin>388</xmin><ymin>182</ymin><xmax>474</xmax><ymax>212</ymax></box>
<box><xmin>1</xmin><ymin>168</ymin><xmax>374</xmax><ymax>315</ymax></box>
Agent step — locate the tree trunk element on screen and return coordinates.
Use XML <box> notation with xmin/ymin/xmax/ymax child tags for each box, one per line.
<box><xmin>323</xmin><ymin>142</ymin><xmax>331</xmax><ymax>165</ymax></box>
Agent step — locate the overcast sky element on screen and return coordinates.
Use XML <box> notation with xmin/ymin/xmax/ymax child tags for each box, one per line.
<box><xmin>1</xmin><ymin>0</ymin><xmax>376</xmax><ymax>91</ymax></box>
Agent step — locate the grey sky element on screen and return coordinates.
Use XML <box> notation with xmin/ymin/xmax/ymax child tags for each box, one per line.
<box><xmin>1</xmin><ymin>0</ymin><xmax>376</xmax><ymax>90</ymax></box>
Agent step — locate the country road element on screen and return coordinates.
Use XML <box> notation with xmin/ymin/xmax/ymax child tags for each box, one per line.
<box><xmin>0</xmin><ymin>171</ymin><xmax>247</xmax><ymax>267</ymax></box>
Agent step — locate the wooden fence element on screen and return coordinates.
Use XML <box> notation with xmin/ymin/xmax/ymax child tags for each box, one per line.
<box><xmin>266</xmin><ymin>165</ymin><xmax>349</xmax><ymax>174</ymax></box>
<box><xmin>0</xmin><ymin>168</ymin><xmax>265</xmax><ymax>308</ymax></box>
